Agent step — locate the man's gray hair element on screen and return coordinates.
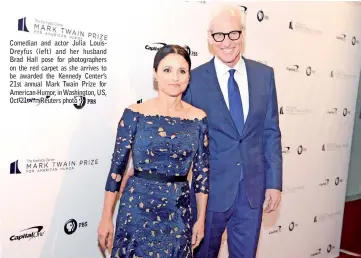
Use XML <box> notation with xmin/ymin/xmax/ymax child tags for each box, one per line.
<box><xmin>208</xmin><ymin>4</ymin><xmax>246</xmax><ymax>32</ymax></box>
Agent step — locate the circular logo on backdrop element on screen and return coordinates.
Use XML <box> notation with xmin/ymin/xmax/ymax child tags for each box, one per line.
<box><xmin>335</xmin><ymin>177</ymin><xmax>340</xmax><ymax>185</ymax></box>
<box><xmin>64</xmin><ymin>219</ymin><xmax>78</xmax><ymax>235</ymax></box>
<box><xmin>352</xmin><ymin>36</ymin><xmax>356</xmax><ymax>45</ymax></box>
<box><xmin>297</xmin><ymin>145</ymin><xmax>303</xmax><ymax>155</ymax></box>
<box><xmin>74</xmin><ymin>96</ymin><xmax>86</xmax><ymax>109</ymax></box>
<box><xmin>289</xmin><ymin>222</ymin><xmax>295</xmax><ymax>231</ymax></box>
<box><xmin>327</xmin><ymin>244</ymin><xmax>332</xmax><ymax>253</ymax></box>
<box><xmin>257</xmin><ymin>10</ymin><xmax>264</xmax><ymax>22</ymax></box>
<box><xmin>306</xmin><ymin>67</ymin><xmax>312</xmax><ymax>76</ymax></box>
<box><xmin>343</xmin><ymin>108</ymin><xmax>348</xmax><ymax>116</ymax></box>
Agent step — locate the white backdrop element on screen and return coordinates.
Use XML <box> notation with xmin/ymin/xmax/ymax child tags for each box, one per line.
<box><xmin>1</xmin><ymin>1</ymin><xmax>361</xmax><ymax>258</ymax></box>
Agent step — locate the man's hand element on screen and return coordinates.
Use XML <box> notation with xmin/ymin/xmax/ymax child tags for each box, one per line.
<box><xmin>263</xmin><ymin>189</ymin><xmax>281</xmax><ymax>213</ymax></box>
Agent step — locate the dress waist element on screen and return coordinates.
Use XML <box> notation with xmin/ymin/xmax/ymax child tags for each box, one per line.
<box><xmin>134</xmin><ymin>170</ymin><xmax>188</xmax><ymax>183</ymax></box>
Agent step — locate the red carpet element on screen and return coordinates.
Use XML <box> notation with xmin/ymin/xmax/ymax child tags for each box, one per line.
<box><xmin>339</xmin><ymin>198</ymin><xmax>361</xmax><ymax>257</ymax></box>
<box><xmin>339</xmin><ymin>254</ymin><xmax>359</xmax><ymax>258</ymax></box>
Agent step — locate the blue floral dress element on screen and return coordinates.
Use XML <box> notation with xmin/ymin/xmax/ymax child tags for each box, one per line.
<box><xmin>105</xmin><ymin>108</ymin><xmax>210</xmax><ymax>258</ymax></box>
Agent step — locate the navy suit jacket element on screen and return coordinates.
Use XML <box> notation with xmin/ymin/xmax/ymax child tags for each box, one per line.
<box><xmin>183</xmin><ymin>57</ymin><xmax>282</xmax><ymax>213</ymax></box>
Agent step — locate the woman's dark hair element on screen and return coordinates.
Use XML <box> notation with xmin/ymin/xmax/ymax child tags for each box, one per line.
<box><xmin>153</xmin><ymin>44</ymin><xmax>191</xmax><ymax>72</ymax></box>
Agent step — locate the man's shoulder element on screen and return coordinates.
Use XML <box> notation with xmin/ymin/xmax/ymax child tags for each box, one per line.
<box><xmin>191</xmin><ymin>60</ymin><xmax>212</xmax><ymax>76</ymax></box>
<box><xmin>244</xmin><ymin>57</ymin><xmax>273</xmax><ymax>74</ymax></box>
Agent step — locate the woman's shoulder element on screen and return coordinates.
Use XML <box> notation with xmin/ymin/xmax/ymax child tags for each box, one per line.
<box><xmin>182</xmin><ymin>101</ymin><xmax>207</xmax><ymax>121</ymax></box>
<box><xmin>125</xmin><ymin>100</ymin><xmax>155</xmax><ymax>115</ymax></box>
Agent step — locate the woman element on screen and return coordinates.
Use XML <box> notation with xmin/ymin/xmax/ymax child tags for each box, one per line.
<box><xmin>98</xmin><ymin>45</ymin><xmax>209</xmax><ymax>257</ymax></box>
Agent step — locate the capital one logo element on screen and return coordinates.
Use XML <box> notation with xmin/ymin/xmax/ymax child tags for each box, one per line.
<box><xmin>10</xmin><ymin>226</ymin><xmax>45</xmax><ymax>241</ymax></box>
<box><xmin>282</xmin><ymin>146</ymin><xmax>290</xmax><ymax>154</ymax></box>
<box><xmin>319</xmin><ymin>178</ymin><xmax>329</xmax><ymax>186</ymax></box>
<box><xmin>336</xmin><ymin>34</ymin><xmax>346</xmax><ymax>41</ymax></box>
<box><xmin>286</xmin><ymin>65</ymin><xmax>299</xmax><ymax>72</ymax></box>
<box><xmin>145</xmin><ymin>42</ymin><xmax>198</xmax><ymax>56</ymax></box>
<box><xmin>18</xmin><ymin>17</ymin><xmax>29</xmax><ymax>32</ymax></box>
<box><xmin>269</xmin><ymin>225</ymin><xmax>282</xmax><ymax>234</ymax></box>
<box><xmin>311</xmin><ymin>248</ymin><xmax>322</xmax><ymax>256</ymax></box>
<box><xmin>326</xmin><ymin>108</ymin><xmax>338</xmax><ymax>114</ymax></box>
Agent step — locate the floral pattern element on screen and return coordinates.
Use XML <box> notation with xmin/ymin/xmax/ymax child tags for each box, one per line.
<box><xmin>105</xmin><ymin>108</ymin><xmax>210</xmax><ymax>257</ymax></box>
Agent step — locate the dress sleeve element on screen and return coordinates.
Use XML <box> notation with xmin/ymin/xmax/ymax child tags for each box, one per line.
<box><xmin>192</xmin><ymin>119</ymin><xmax>210</xmax><ymax>194</ymax></box>
<box><xmin>105</xmin><ymin>109</ymin><xmax>138</xmax><ymax>192</ymax></box>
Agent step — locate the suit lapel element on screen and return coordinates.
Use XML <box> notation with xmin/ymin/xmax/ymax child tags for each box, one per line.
<box><xmin>203</xmin><ymin>58</ymin><xmax>239</xmax><ymax>137</ymax></box>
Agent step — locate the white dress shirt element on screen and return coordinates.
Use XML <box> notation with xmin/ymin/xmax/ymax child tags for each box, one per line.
<box><xmin>214</xmin><ymin>56</ymin><xmax>249</xmax><ymax>123</ymax></box>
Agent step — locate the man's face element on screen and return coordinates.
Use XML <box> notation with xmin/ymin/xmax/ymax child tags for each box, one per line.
<box><xmin>208</xmin><ymin>13</ymin><xmax>244</xmax><ymax>67</ymax></box>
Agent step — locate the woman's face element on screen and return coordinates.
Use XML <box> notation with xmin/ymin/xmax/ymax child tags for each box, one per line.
<box><xmin>154</xmin><ymin>53</ymin><xmax>190</xmax><ymax>97</ymax></box>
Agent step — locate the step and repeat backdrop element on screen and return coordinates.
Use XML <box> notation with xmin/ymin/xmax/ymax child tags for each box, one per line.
<box><xmin>1</xmin><ymin>0</ymin><xmax>361</xmax><ymax>257</ymax></box>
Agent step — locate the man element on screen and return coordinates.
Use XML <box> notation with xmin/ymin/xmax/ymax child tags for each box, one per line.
<box><xmin>182</xmin><ymin>5</ymin><xmax>283</xmax><ymax>258</ymax></box>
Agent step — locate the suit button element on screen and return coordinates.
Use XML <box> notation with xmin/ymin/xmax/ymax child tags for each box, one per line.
<box><xmin>239</xmin><ymin>139</ymin><xmax>243</xmax><ymax>143</ymax></box>
<box><xmin>237</xmin><ymin>162</ymin><xmax>241</xmax><ymax>166</ymax></box>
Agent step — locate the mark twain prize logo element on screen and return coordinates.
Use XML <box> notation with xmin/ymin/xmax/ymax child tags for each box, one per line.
<box><xmin>322</xmin><ymin>143</ymin><xmax>349</xmax><ymax>152</ymax></box>
<box><xmin>283</xmin><ymin>184</ymin><xmax>305</xmax><ymax>194</ymax></box>
<box><xmin>289</xmin><ymin>21</ymin><xmax>323</xmax><ymax>35</ymax></box>
<box><xmin>17</xmin><ymin>16</ymin><xmax>107</xmax><ymax>41</ymax></box>
<box><xmin>330</xmin><ymin>70</ymin><xmax>357</xmax><ymax>80</ymax></box>
<box><xmin>313</xmin><ymin>210</ymin><xmax>342</xmax><ymax>223</ymax></box>
<box><xmin>279</xmin><ymin>106</ymin><xmax>312</xmax><ymax>115</ymax></box>
<box><xmin>10</xmin><ymin>158</ymin><xmax>99</xmax><ymax>175</ymax></box>
<box><xmin>145</xmin><ymin>42</ymin><xmax>198</xmax><ymax>56</ymax></box>
<box><xmin>18</xmin><ymin>17</ymin><xmax>29</xmax><ymax>32</ymax></box>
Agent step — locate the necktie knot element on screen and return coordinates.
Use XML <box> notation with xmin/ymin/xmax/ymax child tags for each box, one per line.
<box><xmin>229</xmin><ymin>69</ymin><xmax>236</xmax><ymax>77</ymax></box>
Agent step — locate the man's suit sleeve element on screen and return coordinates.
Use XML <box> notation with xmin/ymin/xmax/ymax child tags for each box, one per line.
<box><xmin>263</xmin><ymin>67</ymin><xmax>283</xmax><ymax>191</ymax></box>
<box><xmin>182</xmin><ymin>83</ymin><xmax>192</xmax><ymax>104</ymax></box>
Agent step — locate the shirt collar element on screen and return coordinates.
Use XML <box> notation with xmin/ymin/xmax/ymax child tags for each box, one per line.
<box><xmin>214</xmin><ymin>55</ymin><xmax>246</xmax><ymax>77</ymax></box>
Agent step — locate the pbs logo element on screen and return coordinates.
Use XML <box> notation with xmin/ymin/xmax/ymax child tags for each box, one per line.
<box><xmin>64</xmin><ymin>218</ymin><xmax>87</xmax><ymax>235</ymax></box>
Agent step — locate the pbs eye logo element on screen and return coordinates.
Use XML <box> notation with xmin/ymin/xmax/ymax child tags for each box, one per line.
<box><xmin>289</xmin><ymin>221</ymin><xmax>299</xmax><ymax>231</ymax></box>
<box><xmin>64</xmin><ymin>218</ymin><xmax>87</xmax><ymax>235</ymax></box>
<box><xmin>297</xmin><ymin>145</ymin><xmax>307</xmax><ymax>155</ymax></box>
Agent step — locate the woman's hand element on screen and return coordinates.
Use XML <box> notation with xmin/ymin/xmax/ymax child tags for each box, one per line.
<box><xmin>192</xmin><ymin>219</ymin><xmax>205</xmax><ymax>250</ymax></box>
<box><xmin>97</xmin><ymin>217</ymin><xmax>114</xmax><ymax>254</ymax></box>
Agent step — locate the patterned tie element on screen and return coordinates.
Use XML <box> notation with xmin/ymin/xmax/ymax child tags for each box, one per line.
<box><xmin>228</xmin><ymin>69</ymin><xmax>244</xmax><ymax>136</ymax></box>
